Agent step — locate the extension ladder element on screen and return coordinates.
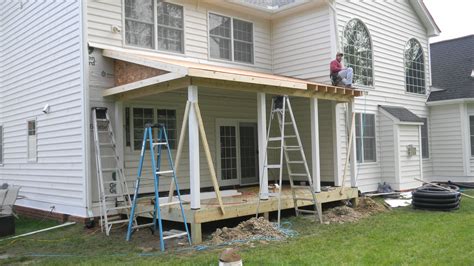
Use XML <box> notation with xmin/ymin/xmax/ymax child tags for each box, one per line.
<box><xmin>91</xmin><ymin>107</ymin><xmax>134</xmax><ymax>235</ymax></box>
<box><xmin>126</xmin><ymin>123</ymin><xmax>191</xmax><ymax>251</ymax></box>
<box><xmin>257</xmin><ymin>96</ymin><xmax>323</xmax><ymax>226</ymax></box>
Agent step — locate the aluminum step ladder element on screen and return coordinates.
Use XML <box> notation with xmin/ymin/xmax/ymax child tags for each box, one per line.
<box><xmin>92</xmin><ymin>107</ymin><xmax>134</xmax><ymax>235</ymax></box>
<box><xmin>257</xmin><ymin>96</ymin><xmax>323</xmax><ymax>226</ymax></box>
<box><xmin>126</xmin><ymin>123</ymin><xmax>191</xmax><ymax>251</ymax></box>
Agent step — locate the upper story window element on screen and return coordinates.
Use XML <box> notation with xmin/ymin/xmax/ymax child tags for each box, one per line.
<box><xmin>405</xmin><ymin>38</ymin><xmax>425</xmax><ymax>94</ymax></box>
<box><xmin>209</xmin><ymin>13</ymin><xmax>254</xmax><ymax>64</ymax></box>
<box><xmin>342</xmin><ymin>19</ymin><xmax>373</xmax><ymax>86</ymax></box>
<box><xmin>125</xmin><ymin>0</ymin><xmax>184</xmax><ymax>53</ymax></box>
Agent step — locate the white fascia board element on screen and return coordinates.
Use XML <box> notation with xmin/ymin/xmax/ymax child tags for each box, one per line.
<box><xmin>410</xmin><ymin>0</ymin><xmax>441</xmax><ymax>37</ymax></box>
<box><xmin>427</xmin><ymin>99</ymin><xmax>474</xmax><ymax>106</ymax></box>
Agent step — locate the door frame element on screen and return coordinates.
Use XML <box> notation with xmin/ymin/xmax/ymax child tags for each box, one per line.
<box><xmin>215</xmin><ymin>118</ymin><xmax>257</xmax><ymax>186</ymax></box>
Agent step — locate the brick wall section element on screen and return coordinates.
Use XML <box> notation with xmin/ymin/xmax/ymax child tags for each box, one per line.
<box><xmin>15</xmin><ymin>206</ymin><xmax>90</xmax><ymax>224</ymax></box>
<box><xmin>114</xmin><ymin>60</ymin><xmax>168</xmax><ymax>86</ymax></box>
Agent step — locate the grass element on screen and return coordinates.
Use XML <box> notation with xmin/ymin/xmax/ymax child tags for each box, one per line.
<box><xmin>1</xmin><ymin>190</ymin><xmax>474</xmax><ymax>265</ymax></box>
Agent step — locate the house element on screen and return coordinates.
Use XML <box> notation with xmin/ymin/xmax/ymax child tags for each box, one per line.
<box><xmin>0</xmin><ymin>0</ymin><xmax>439</xmax><ymax>240</ymax></box>
<box><xmin>427</xmin><ymin>35</ymin><xmax>474</xmax><ymax>183</ymax></box>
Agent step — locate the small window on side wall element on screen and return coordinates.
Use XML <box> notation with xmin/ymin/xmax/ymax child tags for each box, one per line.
<box><xmin>157</xmin><ymin>109</ymin><xmax>176</xmax><ymax>149</ymax></box>
<box><xmin>355</xmin><ymin>113</ymin><xmax>376</xmax><ymax>163</ymax></box>
<box><xmin>27</xmin><ymin>120</ymin><xmax>37</xmax><ymax>161</ymax></box>
<box><xmin>470</xmin><ymin>116</ymin><xmax>474</xmax><ymax>156</ymax></box>
<box><xmin>421</xmin><ymin>118</ymin><xmax>429</xmax><ymax>158</ymax></box>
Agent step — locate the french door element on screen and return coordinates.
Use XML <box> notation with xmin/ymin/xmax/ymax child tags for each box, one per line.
<box><xmin>216</xmin><ymin>120</ymin><xmax>258</xmax><ymax>186</ymax></box>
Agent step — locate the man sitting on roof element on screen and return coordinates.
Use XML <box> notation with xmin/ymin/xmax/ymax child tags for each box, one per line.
<box><xmin>330</xmin><ymin>52</ymin><xmax>353</xmax><ymax>88</ymax></box>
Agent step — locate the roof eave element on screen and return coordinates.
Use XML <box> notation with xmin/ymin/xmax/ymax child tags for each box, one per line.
<box><xmin>410</xmin><ymin>0</ymin><xmax>441</xmax><ymax>37</ymax></box>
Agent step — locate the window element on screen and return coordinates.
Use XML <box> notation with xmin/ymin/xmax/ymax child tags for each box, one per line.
<box><xmin>421</xmin><ymin>118</ymin><xmax>429</xmax><ymax>158</ymax></box>
<box><xmin>355</xmin><ymin>113</ymin><xmax>376</xmax><ymax>163</ymax></box>
<box><xmin>209</xmin><ymin>13</ymin><xmax>254</xmax><ymax>64</ymax></box>
<box><xmin>342</xmin><ymin>19</ymin><xmax>373</xmax><ymax>86</ymax></box>
<box><xmin>125</xmin><ymin>0</ymin><xmax>184</xmax><ymax>53</ymax></box>
<box><xmin>0</xmin><ymin>125</ymin><xmax>3</xmax><ymax>164</ymax></box>
<box><xmin>27</xmin><ymin>120</ymin><xmax>37</xmax><ymax>161</ymax></box>
<box><xmin>470</xmin><ymin>116</ymin><xmax>474</xmax><ymax>156</ymax></box>
<box><xmin>157</xmin><ymin>109</ymin><xmax>176</xmax><ymax>149</ymax></box>
<box><xmin>132</xmin><ymin>108</ymin><xmax>154</xmax><ymax>150</ymax></box>
<box><xmin>128</xmin><ymin>107</ymin><xmax>177</xmax><ymax>150</ymax></box>
<box><xmin>405</xmin><ymin>38</ymin><xmax>425</xmax><ymax>94</ymax></box>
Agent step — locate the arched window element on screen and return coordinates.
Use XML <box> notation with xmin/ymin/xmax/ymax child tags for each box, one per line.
<box><xmin>404</xmin><ymin>38</ymin><xmax>425</xmax><ymax>94</ymax></box>
<box><xmin>342</xmin><ymin>19</ymin><xmax>373</xmax><ymax>86</ymax></box>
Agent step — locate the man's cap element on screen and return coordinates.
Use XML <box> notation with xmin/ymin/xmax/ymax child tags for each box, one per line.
<box><xmin>336</xmin><ymin>52</ymin><xmax>344</xmax><ymax>56</ymax></box>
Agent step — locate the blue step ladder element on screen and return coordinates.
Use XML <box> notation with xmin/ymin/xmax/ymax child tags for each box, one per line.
<box><xmin>126</xmin><ymin>123</ymin><xmax>191</xmax><ymax>251</ymax></box>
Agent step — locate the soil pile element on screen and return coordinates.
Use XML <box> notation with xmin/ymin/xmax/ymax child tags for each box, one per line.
<box><xmin>211</xmin><ymin>217</ymin><xmax>286</xmax><ymax>244</ymax></box>
<box><xmin>322</xmin><ymin>197</ymin><xmax>386</xmax><ymax>224</ymax></box>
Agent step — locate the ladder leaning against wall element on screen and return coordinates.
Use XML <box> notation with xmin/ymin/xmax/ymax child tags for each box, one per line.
<box><xmin>91</xmin><ymin>107</ymin><xmax>135</xmax><ymax>235</ymax></box>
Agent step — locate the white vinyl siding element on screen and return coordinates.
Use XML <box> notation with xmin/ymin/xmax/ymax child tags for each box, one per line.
<box><xmin>208</xmin><ymin>13</ymin><xmax>254</xmax><ymax>64</ymax></box>
<box><xmin>0</xmin><ymin>1</ymin><xmax>85</xmax><ymax>216</ymax></box>
<box><xmin>27</xmin><ymin>120</ymin><xmax>37</xmax><ymax>161</ymax></box>
<box><xmin>398</xmin><ymin>125</ymin><xmax>422</xmax><ymax>190</ymax></box>
<box><xmin>378</xmin><ymin>113</ymin><xmax>395</xmax><ymax>187</ymax></box>
<box><xmin>88</xmin><ymin>1</ymin><xmax>271</xmax><ymax>72</ymax></box>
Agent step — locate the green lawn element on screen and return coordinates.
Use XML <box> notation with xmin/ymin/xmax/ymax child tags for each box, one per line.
<box><xmin>1</xmin><ymin>190</ymin><xmax>474</xmax><ymax>265</ymax></box>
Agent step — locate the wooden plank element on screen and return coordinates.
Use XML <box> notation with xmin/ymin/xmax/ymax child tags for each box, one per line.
<box><xmin>103</xmin><ymin>72</ymin><xmax>186</xmax><ymax>97</ymax></box>
<box><xmin>341</xmin><ymin>111</ymin><xmax>356</xmax><ymax>193</ymax></box>
<box><xmin>191</xmin><ymin>221</ymin><xmax>202</xmax><ymax>244</ymax></box>
<box><xmin>193</xmin><ymin>102</ymin><xmax>226</xmax><ymax>215</ymax></box>
<box><xmin>188</xmin><ymin>68</ymin><xmax>307</xmax><ymax>90</ymax></box>
<box><xmin>117</xmin><ymin>77</ymin><xmax>190</xmax><ymax>100</ymax></box>
<box><xmin>167</xmin><ymin>100</ymin><xmax>191</xmax><ymax>205</ymax></box>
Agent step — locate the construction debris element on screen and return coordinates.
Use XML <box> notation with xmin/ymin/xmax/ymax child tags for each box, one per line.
<box><xmin>321</xmin><ymin>197</ymin><xmax>386</xmax><ymax>224</ymax></box>
<box><xmin>211</xmin><ymin>217</ymin><xmax>286</xmax><ymax>244</ymax></box>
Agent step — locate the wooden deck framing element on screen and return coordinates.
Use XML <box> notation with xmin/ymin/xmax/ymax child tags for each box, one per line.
<box><xmin>134</xmin><ymin>186</ymin><xmax>358</xmax><ymax>243</ymax></box>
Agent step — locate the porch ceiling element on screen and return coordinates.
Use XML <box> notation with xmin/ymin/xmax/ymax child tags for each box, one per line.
<box><xmin>92</xmin><ymin>43</ymin><xmax>363</xmax><ymax>102</ymax></box>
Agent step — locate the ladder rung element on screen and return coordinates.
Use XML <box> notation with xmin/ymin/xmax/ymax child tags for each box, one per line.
<box><xmin>98</xmin><ymin>131</ymin><xmax>111</xmax><ymax>134</ymax></box>
<box><xmin>107</xmin><ymin>219</ymin><xmax>130</xmax><ymax>225</ymax></box>
<box><xmin>101</xmin><ymin>155</ymin><xmax>117</xmax><ymax>159</ymax></box>
<box><xmin>102</xmin><ymin>168</ymin><xmax>117</xmax><ymax>172</ymax></box>
<box><xmin>160</xmin><ymin>201</ymin><xmax>180</xmax><ymax>207</ymax></box>
<box><xmin>285</xmin><ymin>135</ymin><xmax>297</xmax><ymax>138</ymax></box>
<box><xmin>163</xmin><ymin>232</ymin><xmax>187</xmax><ymax>240</ymax></box>
<box><xmin>285</xmin><ymin>146</ymin><xmax>301</xmax><ymax>151</ymax></box>
<box><xmin>106</xmin><ymin>205</ymin><xmax>131</xmax><ymax>212</ymax></box>
<box><xmin>100</xmin><ymin>143</ymin><xmax>115</xmax><ymax>147</ymax></box>
<box><xmin>104</xmin><ymin>180</ymin><xmax>119</xmax><ymax>184</ymax></box>
<box><xmin>156</xmin><ymin>170</ymin><xmax>174</xmax><ymax>175</ymax></box>
<box><xmin>104</xmin><ymin>193</ymin><xmax>126</xmax><ymax>198</ymax></box>
<box><xmin>268</xmin><ymin>137</ymin><xmax>282</xmax><ymax>141</ymax></box>
<box><xmin>289</xmin><ymin>173</ymin><xmax>308</xmax><ymax>177</ymax></box>
<box><xmin>153</xmin><ymin>142</ymin><xmax>168</xmax><ymax>146</ymax></box>
<box><xmin>284</xmin><ymin>122</ymin><xmax>293</xmax><ymax>125</ymax></box>
<box><xmin>266</xmin><ymin>164</ymin><xmax>281</xmax><ymax>169</ymax></box>
<box><xmin>288</xmin><ymin>161</ymin><xmax>304</xmax><ymax>164</ymax></box>
<box><xmin>267</xmin><ymin>146</ymin><xmax>281</xmax><ymax>150</ymax></box>
<box><xmin>96</xmin><ymin>119</ymin><xmax>109</xmax><ymax>122</ymax></box>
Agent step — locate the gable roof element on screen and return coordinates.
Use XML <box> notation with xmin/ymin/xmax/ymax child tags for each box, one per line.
<box><xmin>379</xmin><ymin>105</ymin><xmax>424</xmax><ymax>124</ymax></box>
<box><xmin>409</xmin><ymin>0</ymin><xmax>441</xmax><ymax>37</ymax></box>
<box><xmin>428</xmin><ymin>35</ymin><xmax>474</xmax><ymax>102</ymax></box>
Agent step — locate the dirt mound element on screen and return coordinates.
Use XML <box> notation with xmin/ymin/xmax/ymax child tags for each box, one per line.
<box><xmin>211</xmin><ymin>217</ymin><xmax>286</xmax><ymax>244</ymax></box>
<box><xmin>322</xmin><ymin>197</ymin><xmax>386</xmax><ymax>224</ymax></box>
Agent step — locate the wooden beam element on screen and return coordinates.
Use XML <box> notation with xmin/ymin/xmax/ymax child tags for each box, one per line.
<box><xmin>188</xmin><ymin>68</ymin><xmax>307</xmax><ymax>90</ymax></box>
<box><xmin>193</xmin><ymin>102</ymin><xmax>226</xmax><ymax>215</ymax></box>
<box><xmin>103</xmin><ymin>72</ymin><xmax>186</xmax><ymax>97</ymax></box>
<box><xmin>116</xmin><ymin>77</ymin><xmax>190</xmax><ymax>101</ymax></box>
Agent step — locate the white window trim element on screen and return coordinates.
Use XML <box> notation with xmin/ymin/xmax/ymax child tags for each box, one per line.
<box><xmin>122</xmin><ymin>0</ymin><xmax>186</xmax><ymax>55</ymax></box>
<box><xmin>27</xmin><ymin>119</ymin><xmax>37</xmax><ymax>162</ymax></box>
<box><xmin>469</xmin><ymin>115</ymin><xmax>474</xmax><ymax>158</ymax></box>
<box><xmin>207</xmin><ymin>11</ymin><xmax>255</xmax><ymax>65</ymax></box>
<box><xmin>355</xmin><ymin>113</ymin><xmax>377</xmax><ymax>164</ymax></box>
<box><xmin>127</xmin><ymin>104</ymin><xmax>179</xmax><ymax>152</ymax></box>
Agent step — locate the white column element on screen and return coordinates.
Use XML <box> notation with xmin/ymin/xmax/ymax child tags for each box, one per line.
<box><xmin>348</xmin><ymin>101</ymin><xmax>358</xmax><ymax>188</ymax></box>
<box><xmin>114</xmin><ymin>101</ymin><xmax>125</xmax><ymax>171</ymax></box>
<box><xmin>332</xmin><ymin>102</ymin><xmax>342</xmax><ymax>186</ymax></box>
<box><xmin>257</xmin><ymin>93</ymin><xmax>268</xmax><ymax>200</ymax></box>
<box><xmin>310</xmin><ymin>97</ymin><xmax>321</xmax><ymax>193</ymax></box>
<box><xmin>188</xmin><ymin>85</ymin><xmax>200</xmax><ymax>209</ymax></box>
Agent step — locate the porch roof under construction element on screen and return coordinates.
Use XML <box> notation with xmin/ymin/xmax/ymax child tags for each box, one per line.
<box><xmin>91</xmin><ymin>43</ymin><xmax>363</xmax><ymax>101</ymax></box>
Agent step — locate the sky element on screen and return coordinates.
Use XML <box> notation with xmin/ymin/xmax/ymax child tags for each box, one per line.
<box><xmin>423</xmin><ymin>0</ymin><xmax>474</xmax><ymax>43</ymax></box>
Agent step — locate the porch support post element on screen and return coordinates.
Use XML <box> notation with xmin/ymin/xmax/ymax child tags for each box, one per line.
<box><xmin>188</xmin><ymin>85</ymin><xmax>200</xmax><ymax>209</ymax></box>
<box><xmin>332</xmin><ymin>102</ymin><xmax>342</xmax><ymax>186</ymax></box>
<box><xmin>114</xmin><ymin>101</ymin><xmax>125</xmax><ymax>172</ymax></box>
<box><xmin>348</xmin><ymin>101</ymin><xmax>358</xmax><ymax>188</ymax></box>
<box><xmin>310</xmin><ymin>97</ymin><xmax>321</xmax><ymax>193</ymax></box>
<box><xmin>257</xmin><ymin>93</ymin><xmax>268</xmax><ymax>200</ymax></box>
